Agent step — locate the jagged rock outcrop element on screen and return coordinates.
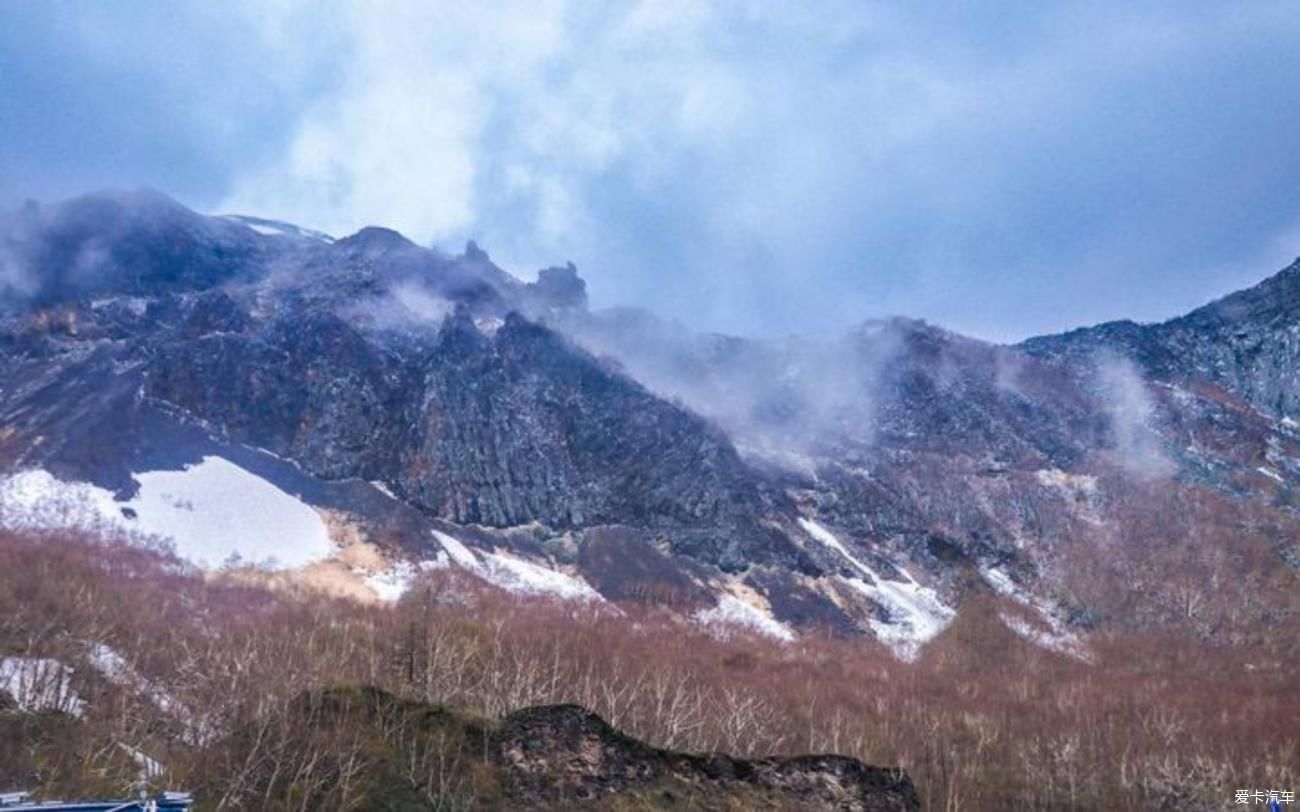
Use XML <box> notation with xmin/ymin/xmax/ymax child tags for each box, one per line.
<box><xmin>495</xmin><ymin>703</ymin><xmax>919</xmax><ymax>811</ymax></box>
<box><xmin>268</xmin><ymin>688</ymin><xmax>920</xmax><ymax>811</ymax></box>
<box><xmin>525</xmin><ymin>262</ymin><xmax>588</xmax><ymax>311</ymax></box>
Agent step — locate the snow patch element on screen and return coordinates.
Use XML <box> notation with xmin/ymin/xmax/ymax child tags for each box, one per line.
<box><xmin>221</xmin><ymin>214</ymin><xmax>334</xmax><ymax>243</ymax></box>
<box><xmin>1034</xmin><ymin>468</ymin><xmax>1102</xmax><ymax>525</ymax></box>
<box><xmin>799</xmin><ymin>517</ymin><xmax>869</xmax><ymax>571</ymax></box>
<box><xmin>0</xmin><ymin>459</ymin><xmax>335</xmax><ymax>569</ymax></box>
<box><xmin>694</xmin><ymin>594</ymin><xmax>796</xmax><ymax>642</ymax></box>
<box><xmin>0</xmin><ymin>656</ymin><xmax>84</xmax><ymax>716</ymax></box>
<box><xmin>839</xmin><ymin>573</ymin><xmax>953</xmax><ymax>660</ymax></box>
<box><xmin>1154</xmin><ymin>381</ymin><xmax>1197</xmax><ymax>408</ymax></box>
<box><xmin>362</xmin><ymin>555</ymin><xmax>449</xmax><ymax>602</ymax></box>
<box><xmin>474</xmin><ymin>316</ymin><xmax>505</xmax><ymax>336</ymax></box>
<box><xmin>432</xmin><ymin>529</ymin><xmax>481</xmax><ymax>569</ymax></box>
<box><xmin>481</xmin><ymin>551</ymin><xmax>602</xmax><ymax>601</ymax></box>
<box><xmin>800</xmin><ymin>518</ymin><xmax>953</xmax><ymax>658</ymax></box>
<box><xmin>130</xmin><ymin>457</ymin><xmax>334</xmax><ymax>568</ymax></box>
<box><xmin>982</xmin><ymin>567</ymin><xmax>1091</xmax><ymax>662</ymax></box>
<box><xmin>982</xmin><ymin>567</ymin><xmax>1020</xmax><ymax>598</ymax></box>
<box><xmin>1256</xmin><ymin>466</ymin><xmax>1285</xmax><ymax>484</ymax></box>
<box><xmin>0</xmin><ymin>469</ymin><xmax>124</xmax><ymax>531</ymax></box>
<box><xmin>1035</xmin><ymin>468</ymin><xmax>1098</xmax><ymax>495</ymax></box>
<box><xmin>365</xmin><ymin>566</ymin><xmax>415</xmax><ymax>602</ymax></box>
<box><xmin>1000</xmin><ymin>614</ymin><xmax>1089</xmax><ymax>659</ymax></box>
<box><xmin>431</xmin><ymin>529</ymin><xmax>601</xmax><ymax>602</ymax></box>
<box><xmin>119</xmin><ymin>743</ymin><xmax>165</xmax><ymax>783</ymax></box>
<box><xmin>88</xmin><ymin>645</ymin><xmax>182</xmax><ymax>717</ymax></box>
<box><xmin>87</xmin><ymin>643</ymin><xmax>213</xmax><ymax>745</ymax></box>
<box><xmin>90</xmin><ymin>295</ymin><xmax>149</xmax><ymax>316</ymax></box>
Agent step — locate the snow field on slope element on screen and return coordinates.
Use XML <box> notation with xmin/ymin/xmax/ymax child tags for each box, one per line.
<box><xmin>431</xmin><ymin>529</ymin><xmax>602</xmax><ymax>601</ymax></box>
<box><xmin>799</xmin><ymin>517</ymin><xmax>954</xmax><ymax>658</ymax></box>
<box><xmin>0</xmin><ymin>457</ymin><xmax>334</xmax><ymax>569</ymax></box>
<box><xmin>362</xmin><ymin>556</ymin><xmax>450</xmax><ymax>602</ymax></box>
<box><xmin>692</xmin><ymin>594</ymin><xmax>796</xmax><ymax>642</ymax></box>
<box><xmin>131</xmin><ymin>457</ymin><xmax>333</xmax><ymax>568</ymax></box>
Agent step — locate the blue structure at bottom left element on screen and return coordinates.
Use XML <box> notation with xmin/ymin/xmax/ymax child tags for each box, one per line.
<box><xmin>0</xmin><ymin>792</ymin><xmax>193</xmax><ymax>811</ymax></box>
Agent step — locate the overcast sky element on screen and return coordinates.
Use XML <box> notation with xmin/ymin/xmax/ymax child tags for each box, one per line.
<box><xmin>2</xmin><ymin>1</ymin><xmax>1298</xmax><ymax>341</ymax></box>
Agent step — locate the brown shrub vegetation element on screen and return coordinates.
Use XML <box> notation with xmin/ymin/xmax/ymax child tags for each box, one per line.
<box><xmin>0</xmin><ymin>528</ymin><xmax>1295</xmax><ymax>810</ymax></box>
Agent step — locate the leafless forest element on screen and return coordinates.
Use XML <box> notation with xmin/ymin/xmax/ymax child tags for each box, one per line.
<box><xmin>1</xmin><ymin>526</ymin><xmax>1294</xmax><ymax>810</ymax></box>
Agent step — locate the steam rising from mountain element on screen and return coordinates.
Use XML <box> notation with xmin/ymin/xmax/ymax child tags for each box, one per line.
<box><xmin>1093</xmin><ymin>354</ymin><xmax>1173</xmax><ymax>478</ymax></box>
<box><xmin>557</xmin><ymin>308</ymin><xmax>905</xmax><ymax>460</ymax></box>
<box><xmin>0</xmin><ymin>190</ymin><xmax>261</xmax><ymax>309</ymax></box>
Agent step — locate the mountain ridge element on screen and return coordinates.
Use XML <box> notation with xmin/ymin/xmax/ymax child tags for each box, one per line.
<box><xmin>1</xmin><ymin>189</ymin><xmax>1297</xmax><ymax>657</ymax></box>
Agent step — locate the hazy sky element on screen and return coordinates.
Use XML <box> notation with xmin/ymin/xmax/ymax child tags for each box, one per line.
<box><xmin>3</xmin><ymin>1</ymin><xmax>1299</xmax><ymax>341</ymax></box>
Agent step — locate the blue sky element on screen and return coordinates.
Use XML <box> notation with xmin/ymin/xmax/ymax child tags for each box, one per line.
<box><xmin>2</xmin><ymin>1</ymin><xmax>1299</xmax><ymax>341</ymax></box>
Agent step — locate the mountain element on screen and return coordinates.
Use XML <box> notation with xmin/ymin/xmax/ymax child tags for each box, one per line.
<box><xmin>1</xmin><ymin>190</ymin><xmax>1297</xmax><ymax>658</ymax></box>
<box><xmin>1022</xmin><ymin>257</ymin><xmax>1300</xmax><ymax>420</ymax></box>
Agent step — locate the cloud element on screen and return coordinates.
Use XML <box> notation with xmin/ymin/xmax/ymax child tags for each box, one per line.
<box><xmin>221</xmin><ymin>1</ymin><xmax>567</xmax><ymax>243</ymax></box>
<box><xmin>0</xmin><ymin>199</ymin><xmax>120</xmax><ymax>307</ymax></box>
<box><xmin>219</xmin><ymin>1</ymin><xmax>770</xmax><ymax>265</ymax></box>
<box><xmin>4</xmin><ymin>1</ymin><xmax>1299</xmax><ymax>340</ymax></box>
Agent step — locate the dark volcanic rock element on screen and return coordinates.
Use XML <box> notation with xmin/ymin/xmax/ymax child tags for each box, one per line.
<box><xmin>494</xmin><ymin>703</ymin><xmax>919</xmax><ymax>811</ymax></box>
<box><xmin>246</xmin><ymin>688</ymin><xmax>920</xmax><ymax>810</ymax></box>
<box><xmin>576</xmin><ymin>525</ymin><xmax>714</xmax><ymax>608</ymax></box>
<box><xmin>1</xmin><ymin>193</ymin><xmax>811</xmax><ymax>574</ymax></box>
<box><xmin>401</xmin><ymin>311</ymin><xmax>807</xmax><ymax>571</ymax></box>
<box><xmin>526</xmin><ymin>262</ymin><xmax>588</xmax><ymax>311</ymax></box>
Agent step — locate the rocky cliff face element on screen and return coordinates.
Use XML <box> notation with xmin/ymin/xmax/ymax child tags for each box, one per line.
<box><xmin>2</xmin><ymin>190</ymin><xmax>1297</xmax><ymax>654</ymax></box>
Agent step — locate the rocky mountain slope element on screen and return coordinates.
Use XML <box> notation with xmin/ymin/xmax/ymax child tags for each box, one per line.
<box><xmin>1</xmin><ymin>189</ymin><xmax>1297</xmax><ymax>656</ymax></box>
<box><xmin>1022</xmin><ymin>258</ymin><xmax>1300</xmax><ymax>418</ymax></box>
